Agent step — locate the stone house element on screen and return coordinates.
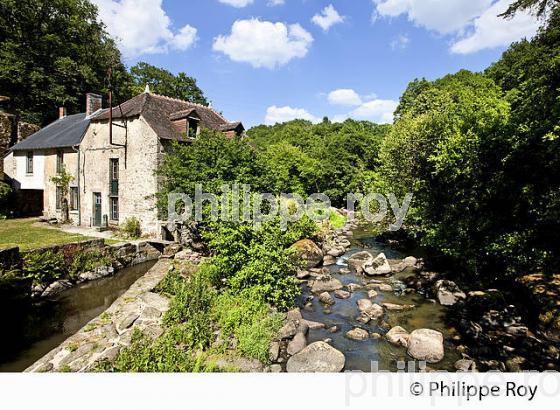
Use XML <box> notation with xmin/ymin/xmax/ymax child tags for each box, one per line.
<box><xmin>3</xmin><ymin>90</ymin><xmax>244</xmax><ymax>238</ymax></box>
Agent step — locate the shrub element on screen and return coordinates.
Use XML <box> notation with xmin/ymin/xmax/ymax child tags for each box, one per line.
<box><xmin>120</xmin><ymin>217</ymin><xmax>142</xmax><ymax>239</ymax></box>
<box><xmin>212</xmin><ymin>288</ymin><xmax>283</xmax><ymax>363</ymax></box>
<box><xmin>201</xmin><ymin>216</ymin><xmax>317</xmax><ymax>309</ymax></box>
<box><xmin>236</xmin><ymin>313</ymin><xmax>283</xmax><ymax>363</ymax></box>
<box><xmin>162</xmin><ymin>269</ymin><xmax>216</xmax><ymax>350</ymax></box>
<box><xmin>113</xmin><ymin>329</ymin><xmax>201</xmax><ymax>372</ymax></box>
<box><xmin>68</xmin><ymin>249</ymin><xmax>112</xmax><ymax>279</ymax></box>
<box><xmin>0</xmin><ymin>181</ymin><xmax>11</xmax><ymax>217</ymax></box>
<box><xmin>23</xmin><ymin>250</ymin><xmax>66</xmax><ymax>287</ymax></box>
<box><xmin>328</xmin><ymin>211</ymin><xmax>347</xmax><ymax>230</ymax></box>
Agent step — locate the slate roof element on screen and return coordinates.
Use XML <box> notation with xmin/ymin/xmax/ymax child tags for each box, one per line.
<box><xmin>92</xmin><ymin>92</ymin><xmax>244</xmax><ymax>141</ymax></box>
<box><xmin>9</xmin><ymin>93</ymin><xmax>244</xmax><ymax>152</ymax></box>
<box><xmin>10</xmin><ymin>113</ymin><xmax>90</xmax><ymax>151</ymax></box>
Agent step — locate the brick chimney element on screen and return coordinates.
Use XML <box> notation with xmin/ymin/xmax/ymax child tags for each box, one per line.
<box><xmin>86</xmin><ymin>93</ymin><xmax>102</xmax><ymax>116</ymax></box>
<box><xmin>59</xmin><ymin>107</ymin><xmax>67</xmax><ymax>119</ymax></box>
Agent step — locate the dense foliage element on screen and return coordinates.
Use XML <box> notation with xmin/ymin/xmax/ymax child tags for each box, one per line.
<box><xmin>375</xmin><ymin>9</ymin><xmax>560</xmax><ymax>279</ymax></box>
<box><xmin>22</xmin><ymin>251</ymin><xmax>66</xmax><ymax>287</ymax></box>
<box><xmin>248</xmin><ymin>119</ymin><xmax>390</xmax><ymax>205</ymax></box>
<box><xmin>0</xmin><ymin>181</ymin><xmax>11</xmax><ymax>217</ymax></box>
<box><xmin>129</xmin><ymin>63</ymin><xmax>208</xmax><ymax>106</ymax></box>
<box><xmin>0</xmin><ymin>0</ymin><xmax>130</xmax><ymax>124</ymax></box>
<box><xmin>201</xmin><ymin>216</ymin><xmax>318</xmax><ymax>309</ymax></box>
<box><xmin>120</xmin><ymin>217</ymin><xmax>142</xmax><ymax>239</ymax></box>
<box><xmin>17</xmin><ymin>248</ymin><xmax>111</xmax><ymax>287</ymax></box>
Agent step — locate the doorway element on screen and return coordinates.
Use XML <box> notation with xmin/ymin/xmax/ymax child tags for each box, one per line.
<box><xmin>93</xmin><ymin>192</ymin><xmax>102</xmax><ymax>226</ymax></box>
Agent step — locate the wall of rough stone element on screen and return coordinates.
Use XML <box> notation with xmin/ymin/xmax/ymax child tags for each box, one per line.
<box><xmin>80</xmin><ymin>117</ymin><xmax>161</xmax><ymax>237</ymax></box>
<box><xmin>20</xmin><ymin>239</ymin><xmax>106</xmax><ymax>265</ymax></box>
<box><xmin>0</xmin><ymin>113</ymin><xmax>15</xmax><ymax>181</ymax></box>
<box><xmin>0</xmin><ymin>112</ymin><xmax>39</xmax><ymax>181</ymax></box>
<box><xmin>0</xmin><ymin>246</ymin><xmax>22</xmax><ymax>270</ymax></box>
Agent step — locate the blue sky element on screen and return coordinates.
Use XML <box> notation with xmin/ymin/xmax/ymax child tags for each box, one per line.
<box><xmin>92</xmin><ymin>0</ymin><xmax>540</xmax><ymax>127</ymax></box>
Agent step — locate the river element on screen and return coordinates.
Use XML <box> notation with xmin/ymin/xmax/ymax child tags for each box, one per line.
<box><xmin>0</xmin><ymin>260</ymin><xmax>157</xmax><ymax>372</ymax></box>
<box><xmin>298</xmin><ymin>227</ymin><xmax>461</xmax><ymax>371</ymax></box>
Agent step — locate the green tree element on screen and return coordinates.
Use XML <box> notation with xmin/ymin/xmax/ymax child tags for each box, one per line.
<box><xmin>157</xmin><ymin>129</ymin><xmax>263</xmax><ymax>214</ymax></box>
<box><xmin>0</xmin><ymin>0</ymin><xmax>132</xmax><ymax>125</ymax></box>
<box><xmin>486</xmin><ymin>8</ymin><xmax>560</xmax><ymax>274</ymax></box>
<box><xmin>378</xmin><ymin>70</ymin><xmax>515</xmax><ymax>275</ymax></box>
<box><xmin>130</xmin><ymin>62</ymin><xmax>208</xmax><ymax>105</ymax></box>
<box><xmin>246</xmin><ymin>119</ymin><xmax>390</xmax><ymax>205</ymax></box>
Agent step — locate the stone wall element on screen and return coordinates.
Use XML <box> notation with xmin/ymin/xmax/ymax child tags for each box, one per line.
<box><xmin>80</xmin><ymin>118</ymin><xmax>161</xmax><ymax>236</ymax></box>
<box><xmin>26</xmin><ymin>259</ymin><xmax>172</xmax><ymax>372</ymax></box>
<box><xmin>0</xmin><ymin>247</ymin><xmax>22</xmax><ymax>270</ymax></box>
<box><xmin>20</xmin><ymin>239</ymin><xmax>106</xmax><ymax>265</ymax></box>
<box><xmin>0</xmin><ymin>112</ymin><xmax>40</xmax><ymax>181</ymax></box>
<box><xmin>0</xmin><ymin>113</ymin><xmax>15</xmax><ymax>181</ymax></box>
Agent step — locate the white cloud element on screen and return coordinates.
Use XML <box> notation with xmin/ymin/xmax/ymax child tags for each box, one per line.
<box><xmin>373</xmin><ymin>0</ymin><xmax>539</xmax><ymax>54</ymax></box>
<box><xmin>328</xmin><ymin>89</ymin><xmax>362</xmax><ymax>106</ymax></box>
<box><xmin>213</xmin><ymin>19</ymin><xmax>313</xmax><ymax>69</ymax></box>
<box><xmin>374</xmin><ymin>0</ymin><xmax>493</xmax><ymax>34</ymax></box>
<box><xmin>390</xmin><ymin>34</ymin><xmax>410</xmax><ymax>49</ymax></box>
<box><xmin>218</xmin><ymin>0</ymin><xmax>254</xmax><ymax>7</ymax></box>
<box><xmin>327</xmin><ymin>88</ymin><xmax>398</xmax><ymax>124</ymax></box>
<box><xmin>170</xmin><ymin>25</ymin><xmax>199</xmax><ymax>51</ymax></box>
<box><xmin>349</xmin><ymin>99</ymin><xmax>398</xmax><ymax>124</ymax></box>
<box><xmin>312</xmin><ymin>4</ymin><xmax>345</xmax><ymax>32</ymax></box>
<box><xmin>268</xmin><ymin>0</ymin><xmax>285</xmax><ymax>5</ymax></box>
<box><xmin>451</xmin><ymin>0</ymin><xmax>540</xmax><ymax>54</ymax></box>
<box><xmin>265</xmin><ymin>106</ymin><xmax>320</xmax><ymax>124</ymax></box>
<box><xmin>92</xmin><ymin>0</ymin><xmax>197</xmax><ymax>58</ymax></box>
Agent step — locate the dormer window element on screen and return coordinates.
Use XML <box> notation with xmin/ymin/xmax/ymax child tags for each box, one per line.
<box><xmin>170</xmin><ymin>109</ymin><xmax>201</xmax><ymax>140</ymax></box>
<box><xmin>187</xmin><ymin>117</ymin><xmax>199</xmax><ymax>139</ymax></box>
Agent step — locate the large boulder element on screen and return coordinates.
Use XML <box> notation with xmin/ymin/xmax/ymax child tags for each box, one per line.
<box><xmin>347</xmin><ymin>251</ymin><xmax>374</xmax><ymax>274</ymax></box>
<box><xmin>357</xmin><ymin>298</ymin><xmax>373</xmax><ymax>312</ymax></box>
<box><xmin>287</xmin><ymin>332</ymin><xmax>307</xmax><ymax>356</ymax></box>
<box><xmin>360</xmin><ymin>303</ymin><xmax>384</xmax><ymax>320</ymax></box>
<box><xmin>334</xmin><ymin>289</ymin><xmax>351</xmax><ymax>299</ymax></box>
<box><xmin>407</xmin><ymin>329</ymin><xmax>444</xmax><ymax>363</ymax></box>
<box><xmin>346</xmin><ymin>328</ymin><xmax>369</xmax><ymax>341</ymax></box>
<box><xmin>364</xmin><ymin>253</ymin><xmax>392</xmax><ymax>276</ymax></box>
<box><xmin>319</xmin><ymin>292</ymin><xmax>335</xmax><ymax>305</ymax></box>
<box><xmin>382</xmin><ymin>303</ymin><xmax>415</xmax><ymax>311</ymax></box>
<box><xmin>291</xmin><ymin>239</ymin><xmax>323</xmax><ymax>269</ymax></box>
<box><xmin>386</xmin><ymin>326</ymin><xmax>410</xmax><ymax>347</ymax></box>
<box><xmin>367</xmin><ymin>283</ymin><xmax>393</xmax><ymax>293</ymax></box>
<box><xmin>434</xmin><ymin>280</ymin><xmax>466</xmax><ymax>306</ymax></box>
<box><xmin>286</xmin><ymin>341</ymin><xmax>345</xmax><ymax>372</ymax></box>
<box><xmin>311</xmin><ymin>276</ymin><xmax>343</xmax><ymax>293</ymax></box>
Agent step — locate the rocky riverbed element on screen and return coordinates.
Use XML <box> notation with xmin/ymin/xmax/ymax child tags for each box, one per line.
<box><xmin>273</xmin><ymin>217</ymin><xmax>559</xmax><ymax>372</ymax></box>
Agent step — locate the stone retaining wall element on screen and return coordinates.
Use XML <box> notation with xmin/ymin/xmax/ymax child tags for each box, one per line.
<box><xmin>1</xmin><ymin>238</ymin><xmax>170</xmax><ymax>300</ymax></box>
<box><xmin>26</xmin><ymin>259</ymin><xmax>172</xmax><ymax>372</ymax></box>
<box><xmin>21</xmin><ymin>239</ymin><xmax>106</xmax><ymax>263</ymax></box>
<box><xmin>0</xmin><ymin>246</ymin><xmax>22</xmax><ymax>270</ymax></box>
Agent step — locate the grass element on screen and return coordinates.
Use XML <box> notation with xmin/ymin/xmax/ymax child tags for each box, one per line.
<box><xmin>0</xmin><ymin>218</ymin><xmax>99</xmax><ymax>250</ymax></box>
<box><xmin>111</xmin><ymin>264</ymin><xmax>283</xmax><ymax>372</ymax></box>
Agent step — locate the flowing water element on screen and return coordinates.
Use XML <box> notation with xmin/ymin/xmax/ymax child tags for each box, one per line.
<box><xmin>0</xmin><ymin>260</ymin><xmax>157</xmax><ymax>372</ymax></box>
<box><xmin>299</xmin><ymin>229</ymin><xmax>460</xmax><ymax>372</ymax></box>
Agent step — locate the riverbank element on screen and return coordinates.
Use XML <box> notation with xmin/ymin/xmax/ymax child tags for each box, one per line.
<box><xmin>25</xmin><ymin>259</ymin><xmax>173</xmax><ymax>372</ymax></box>
<box><xmin>275</xmin><ymin>218</ymin><xmax>560</xmax><ymax>372</ymax></box>
<box><xmin>22</xmin><ymin>215</ymin><xmax>559</xmax><ymax>373</ymax></box>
